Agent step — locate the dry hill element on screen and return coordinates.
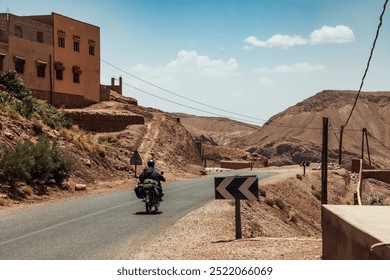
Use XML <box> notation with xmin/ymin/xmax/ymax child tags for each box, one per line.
<box><xmin>0</xmin><ymin>90</ymin><xmax>203</xmax><ymax>205</ymax></box>
<box><xmin>232</xmin><ymin>90</ymin><xmax>390</xmax><ymax>167</ymax></box>
<box><xmin>172</xmin><ymin>113</ymin><xmax>264</xmax><ymax>166</ymax></box>
<box><xmin>174</xmin><ymin>90</ymin><xmax>390</xmax><ymax>169</ymax></box>
<box><xmin>172</xmin><ymin>113</ymin><xmax>258</xmax><ymax>146</ymax></box>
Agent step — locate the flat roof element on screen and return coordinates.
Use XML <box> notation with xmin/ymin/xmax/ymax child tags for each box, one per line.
<box><xmin>323</xmin><ymin>205</ymin><xmax>390</xmax><ymax>243</ymax></box>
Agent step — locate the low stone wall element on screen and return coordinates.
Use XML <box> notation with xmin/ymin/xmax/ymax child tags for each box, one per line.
<box><xmin>351</xmin><ymin>159</ymin><xmax>375</xmax><ymax>173</ymax></box>
<box><xmin>363</xmin><ymin>170</ymin><xmax>390</xmax><ymax>184</ymax></box>
<box><xmin>64</xmin><ymin>110</ymin><xmax>144</xmax><ymax>132</ymax></box>
<box><xmin>322</xmin><ymin>205</ymin><xmax>390</xmax><ymax>260</ymax></box>
<box><xmin>32</xmin><ymin>90</ymin><xmax>97</xmax><ymax>108</ymax></box>
<box><xmin>100</xmin><ymin>85</ymin><xmax>111</xmax><ymax>102</ymax></box>
<box><xmin>220</xmin><ymin>161</ymin><xmax>251</xmax><ymax>170</ymax></box>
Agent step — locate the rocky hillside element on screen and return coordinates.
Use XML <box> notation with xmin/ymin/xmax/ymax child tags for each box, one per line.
<box><xmin>171</xmin><ymin>113</ymin><xmax>263</xmax><ymax>166</ymax></box>
<box><xmin>172</xmin><ymin>113</ymin><xmax>258</xmax><ymax>146</ymax></box>
<box><xmin>0</xmin><ymin>86</ymin><xmax>203</xmax><ymax>204</ymax></box>
<box><xmin>232</xmin><ymin>90</ymin><xmax>390</xmax><ymax>167</ymax></box>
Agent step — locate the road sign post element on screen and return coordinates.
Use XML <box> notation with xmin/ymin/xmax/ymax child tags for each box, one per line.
<box><xmin>130</xmin><ymin>150</ymin><xmax>143</xmax><ymax>178</ymax></box>
<box><xmin>235</xmin><ymin>199</ymin><xmax>242</xmax><ymax>239</ymax></box>
<box><xmin>300</xmin><ymin>161</ymin><xmax>310</xmax><ymax>176</ymax></box>
<box><xmin>215</xmin><ymin>175</ymin><xmax>259</xmax><ymax>239</ymax></box>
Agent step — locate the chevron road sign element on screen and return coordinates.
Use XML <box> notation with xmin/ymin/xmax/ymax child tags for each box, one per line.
<box><xmin>215</xmin><ymin>175</ymin><xmax>259</xmax><ymax>200</ymax></box>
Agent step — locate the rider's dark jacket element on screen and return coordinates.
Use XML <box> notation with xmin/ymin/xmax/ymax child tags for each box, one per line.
<box><xmin>139</xmin><ymin>167</ymin><xmax>165</xmax><ymax>187</ymax></box>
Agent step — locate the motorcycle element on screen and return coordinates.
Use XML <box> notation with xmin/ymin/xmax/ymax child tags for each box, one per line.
<box><xmin>134</xmin><ymin>179</ymin><xmax>163</xmax><ymax>214</ymax></box>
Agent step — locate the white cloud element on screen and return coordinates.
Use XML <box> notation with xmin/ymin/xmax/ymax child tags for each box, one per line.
<box><xmin>309</xmin><ymin>25</ymin><xmax>355</xmax><ymax>45</ymax></box>
<box><xmin>244</xmin><ymin>25</ymin><xmax>354</xmax><ymax>49</ymax></box>
<box><xmin>272</xmin><ymin>63</ymin><xmax>325</xmax><ymax>73</ymax></box>
<box><xmin>244</xmin><ymin>36</ymin><xmax>268</xmax><ymax>48</ymax></box>
<box><xmin>267</xmin><ymin>34</ymin><xmax>308</xmax><ymax>48</ymax></box>
<box><xmin>259</xmin><ymin>76</ymin><xmax>275</xmax><ymax>86</ymax></box>
<box><xmin>167</xmin><ymin>50</ymin><xmax>239</xmax><ymax>78</ymax></box>
<box><xmin>244</xmin><ymin>34</ymin><xmax>307</xmax><ymax>49</ymax></box>
<box><xmin>129</xmin><ymin>50</ymin><xmax>240</xmax><ymax>88</ymax></box>
<box><xmin>255</xmin><ymin>63</ymin><xmax>325</xmax><ymax>74</ymax></box>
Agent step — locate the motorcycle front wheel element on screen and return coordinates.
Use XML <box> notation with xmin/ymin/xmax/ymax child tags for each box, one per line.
<box><xmin>145</xmin><ymin>202</ymin><xmax>152</xmax><ymax>214</ymax></box>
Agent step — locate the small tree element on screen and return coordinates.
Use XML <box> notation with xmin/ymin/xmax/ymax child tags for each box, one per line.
<box><xmin>0</xmin><ymin>141</ymin><xmax>35</xmax><ymax>185</ymax></box>
<box><xmin>0</xmin><ymin>136</ymin><xmax>73</xmax><ymax>186</ymax></box>
<box><xmin>0</xmin><ymin>70</ymin><xmax>31</xmax><ymax>100</ymax></box>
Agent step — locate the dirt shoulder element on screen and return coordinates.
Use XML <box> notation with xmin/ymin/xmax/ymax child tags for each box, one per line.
<box><xmin>113</xmin><ymin>167</ymin><xmax>324</xmax><ymax>260</ymax></box>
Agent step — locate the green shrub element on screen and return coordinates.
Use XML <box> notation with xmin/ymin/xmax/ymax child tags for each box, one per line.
<box><xmin>312</xmin><ymin>190</ymin><xmax>322</xmax><ymax>201</ymax></box>
<box><xmin>0</xmin><ymin>135</ymin><xmax>73</xmax><ymax>186</ymax></box>
<box><xmin>0</xmin><ymin>70</ymin><xmax>31</xmax><ymax>100</ymax></box>
<box><xmin>366</xmin><ymin>193</ymin><xmax>387</xmax><ymax>206</ymax></box>
<box><xmin>0</xmin><ymin>70</ymin><xmax>72</xmax><ymax>129</ymax></box>
<box><xmin>265</xmin><ymin>198</ymin><xmax>275</xmax><ymax>207</ymax></box>
<box><xmin>274</xmin><ymin>198</ymin><xmax>286</xmax><ymax>210</ymax></box>
<box><xmin>98</xmin><ymin>136</ymin><xmax>121</xmax><ymax>148</ymax></box>
<box><xmin>0</xmin><ymin>141</ymin><xmax>35</xmax><ymax>185</ymax></box>
<box><xmin>33</xmin><ymin>99</ymin><xmax>72</xmax><ymax>129</ymax></box>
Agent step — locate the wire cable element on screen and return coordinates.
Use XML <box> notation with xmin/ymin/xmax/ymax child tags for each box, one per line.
<box><xmin>343</xmin><ymin>0</ymin><xmax>389</xmax><ymax>129</ymax></box>
<box><xmin>122</xmin><ymin>81</ymin><xmax>264</xmax><ymax>125</ymax></box>
<box><xmin>367</xmin><ymin>131</ymin><xmax>390</xmax><ymax>152</ymax></box>
<box><xmin>101</xmin><ymin>58</ymin><xmax>268</xmax><ymax>123</ymax></box>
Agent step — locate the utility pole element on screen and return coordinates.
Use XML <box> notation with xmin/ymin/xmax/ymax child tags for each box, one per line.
<box><xmin>365</xmin><ymin>128</ymin><xmax>371</xmax><ymax>166</ymax></box>
<box><xmin>49</xmin><ymin>54</ymin><xmax>53</xmax><ymax>106</ymax></box>
<box><xmin>361</xmin><ymin>128</ymin><xmax>365</xmax><ymax>161</ymax></box>
<box><xmin>321</xmin><ymin>117</ymin><xmax>328</xmax><ymax>205</ymax></box>
<box><xmin>338</xmin><ymin>125</ymin><xmax>344</xmax><ymax>166</ymax></box>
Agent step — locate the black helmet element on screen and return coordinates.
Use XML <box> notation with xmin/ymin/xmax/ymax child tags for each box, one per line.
<box><xmin>147</xmin><ymin>159</ymin><xmax>155</xmax><ymax>167</ymax></box>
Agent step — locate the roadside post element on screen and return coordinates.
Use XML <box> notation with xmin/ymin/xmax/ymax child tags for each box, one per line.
<box><xmin>214</xmin><ymin>175</ymin><xmax>259</xmax><ymax>239</ymax></box>
<box><xmin>130</xmin><ymin>150</ymin><xmax>143</xmax><ymax>178</ymax></box>
<box><xmin>300</xmin><ymin>161</ymin><xmax>310</xmax><ymax>176</ymax></box>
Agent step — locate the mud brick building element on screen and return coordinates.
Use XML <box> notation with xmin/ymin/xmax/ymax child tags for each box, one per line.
<box><xmin>0</xmin><ymin>12</ymin><xmax>101</xmax><ymax>108</ymax></box>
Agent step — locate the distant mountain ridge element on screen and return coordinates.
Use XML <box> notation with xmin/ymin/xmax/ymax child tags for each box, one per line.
<box><xmin>176</xmin><ymin>90</ymin><xmax>390</xmax><ymax>168</ymax></box>
<box><xmin>234</xmin><ymin>90</ymin><xmax>390</xmax><ymax>167</ymax></box>
<box><xmin>171</xmin><ymin>113</ymin><xmax>259</xmax><ymax>146</ymax></box>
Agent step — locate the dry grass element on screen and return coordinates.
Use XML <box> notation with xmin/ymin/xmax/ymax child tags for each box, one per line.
<box><xmin>0</xmin><ymin>197</ymin><xmax>10</xmax><ymax>206</ymax></box>
<box><xmin>20</xmin><ymin>186</ymin><xmax>33</xmax><ymax>196</ymax></box>
<box><xmin>60</xmin><ymin>126</ymin><xmax>106</xmax><ymax>156</ymax></box>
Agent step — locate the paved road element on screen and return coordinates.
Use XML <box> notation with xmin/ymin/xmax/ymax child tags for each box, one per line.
<box><xmin>0</xmin><ymin>171</ymin><xmax>276</xmax><ymax>259</ymax></box>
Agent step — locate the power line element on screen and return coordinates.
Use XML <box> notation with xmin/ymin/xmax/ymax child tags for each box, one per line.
<box><xmin>101</xmin><ymin>58</ymin><xmax>268</xmax><ymax>123</ymax></box>
<box><xmin>343</xmin><ymin>0</ymin><xmax>389</xmax><ymax>129</ymax></box>
<box><xmin>122</xmin><ymin>81</ymin><xmax>264</xmax><ymax>125</ymax></box>
<box><xmin>103</xmin><ymin>64</ymin><xmax>324</xmax><ymax>130</ymax></box>
<box><xmin>367</xmin><ymin>131</ymin><xmax>390</xmax><ymax>152</ymax></box>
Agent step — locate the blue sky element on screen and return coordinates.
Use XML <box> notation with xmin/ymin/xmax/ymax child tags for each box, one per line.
<box><xmin>2</xmin><ymin>0</ymin><xmax>389</xmax><ymax>124</ymax></box>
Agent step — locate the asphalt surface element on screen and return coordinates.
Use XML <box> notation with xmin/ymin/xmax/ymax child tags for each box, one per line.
<box><xmin>0</xmin><ymin>171</ymin><xmax>276</xmax><ymax>259</ymax></box>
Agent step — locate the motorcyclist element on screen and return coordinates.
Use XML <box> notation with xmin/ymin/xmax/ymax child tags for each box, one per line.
<box><xmin>139</xmin><ymin>159</ymin><xmax>165</xmax><ymax>200</ymax></box>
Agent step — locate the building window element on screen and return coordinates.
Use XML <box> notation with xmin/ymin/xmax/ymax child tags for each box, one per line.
<box><xmin>72</xmin><ymin>65</ymin><xmax>81</xmax><ymax>83</ymax></box>
<box><xmin>74</xmin><ymin>41</ymin><xmax>80</xmax><ymax>52</ymax></box>
<box><xmin>56</xmin><ymin>69</ymin><xmax>63</xmax><ymax>80</ymax></box>
<box><xmin>37</xmin><ymin>31</ymin><xmax>43</xmax><ymax>43</ymax></box>
<box><xmin>15</xmin><ymin>25</ymin><xmax>22</xmax><ymax>38</ymax></box>
<box><xmin>36</xmin><ymin>61</ymin><xmax>47</xmax><ymax>78</ymax></box>
<box><xmin>88</xmin><ymin>39</ymin><xmax>95</xmax><ymax>56</ymax></box>
<box><xmin>73</xmin><ymin>35</ymin><xmax>80</xmax><ymax>52</ymax></box>
<box><xmin>89</xmin><ymin>45</ymin><xmax>95</xmax><ymax>56</ymax></box>
<box><xmin>58</xmin><ymin>36</ymin><xmax>65</xmax><ymax>48</ymax></box>
<box><xmin>14</xmin><ymin>57</ymin><xmax>26</xmax><ymax>74</ymax></box>
<box><xmin>54</xmin><ymin>61</ymin><xmax>64</xmax><ymax>80</ymax></box>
